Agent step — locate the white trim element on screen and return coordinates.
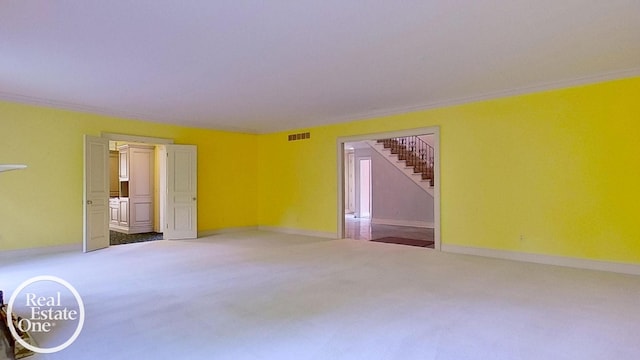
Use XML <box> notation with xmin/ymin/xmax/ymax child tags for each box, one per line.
<box><xmin>0</xmin><ymin>91</ymin><xmax>161</xmax><ymax>121</ymax></box>
<box><xmin>0</xmin><ymin>244</ymin><xmax>81</xmax><ymax>262</ymax></box>
<box><xmin>96</xmin><ymin>132</ymin><xmax>179</xmax><ymax>244</ymax></box>
<box><xmin>337</xmin><ymin>141</ymin><xmax>346</xmax><ymax>240</ymax></box>
<box><xmin>258</xmin><ymin>226</ymin><xmax>336</xmax><ymax>239</ymax></box>
<box><xmin>101</xmin><ymin>132</ymin><xmax>174</xmax><ymax>144</ymax></box>
<box><xmin>316</xmin><ymin>68</ymin><xmax>640</xmax><ymax>129</ymax></box>
<box><xmin>198</xmin><ymin>226</ymin><xmax>259</xmax><ymax>237</ymax></box>
<box><xmin>337</xmin><ymin>126</ymin><xmax>441</xmax><ymax>250</ymax></box>
<box><xmin>442</xmin><ymin>244</ymin><xmax>640</xmax><ymax>276</ymax></box>
<box><xmin>156</xmin><ymin>146</ymin><xmax>167</xmax><ymax>233</ymax></box>
<box><xmin>371</xmin><ymin>218</ymin><xmax>434</xmax><ymax>228</ymax></box>
<box><xmin>2</xmin><ymin>68</ymin><xmax>638</xmax><ymax>135</ymax></box>
<box><xmin>0</xmin><ymin>91</ymin><xmax>257</xmax><ymax>134</ymax></box>
<box><xmin>338</xmin><ymin>127</ymin><xmax>441</xmax><ymax>143</ymax></box>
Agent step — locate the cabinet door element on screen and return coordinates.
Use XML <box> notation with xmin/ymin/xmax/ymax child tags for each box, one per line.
<box><xmin>109</xmin><ymin>200</ymin><xmax>119</xmax><ymax>225</ymax></box>
<box><xmin>129</xmin><ymin>146</ymin><xmax>154</xmax><ymax>233</ymax></box>
<box><xmin>119</xmin><ymin>199</ymin><xmax>129</xmax><ymax>226</ymax></box>
<box><xmin>119</xmin><ymin>149</ymin><xmax>128</xmax><ymax>180</ymax></box>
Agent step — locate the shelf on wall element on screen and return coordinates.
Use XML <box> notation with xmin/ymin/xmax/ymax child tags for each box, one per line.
<box><xmin>0</xmin><ymin>164</ymin><xmax>27</xmax><ymax>173</ymax></box>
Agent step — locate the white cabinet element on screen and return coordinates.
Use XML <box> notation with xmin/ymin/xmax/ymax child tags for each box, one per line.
<box><xmin>109</xmin><ymin>198</ymin><xmax>130</xmax><ymax>230</ymax></box>
<box><xmin>109</xmin><ymin>144</ymin><xmax>154</xmax><ymax>234</ymax></box>
<box><xmin>119</xmin><ymin>148</ymin><xmax>128</xmax><ymax>181</ymax></box>
<box><xmin>109</xmin><ymin>198</ymin><xmax>119</xmax><ymax>225</ymax></box>
<box><xmin>119</xmin><ymin>198</ymin><xmax>129</xmax><ymax>227</ymax></box>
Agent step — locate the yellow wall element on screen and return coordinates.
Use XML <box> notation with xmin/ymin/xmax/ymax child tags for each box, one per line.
<box><xmin>258</xmin><ymin>77</ymin><xmax>640</xmax><ymax>263</ymax></box>
<box><xmin>0</xmin><ymin>102</ymin><xmax>258</xmax><ymax>251</ymax></box>
<box><xmin>2</xmin><ymin>77</ymin><xmax>639</xmax><ymax>264</ymax></box>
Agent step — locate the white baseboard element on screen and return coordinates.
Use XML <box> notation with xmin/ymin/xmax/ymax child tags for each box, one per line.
<box><xmin>441</xmin><ymin>244</ymin><xmax>640</xmax><ymax>276</ymax></box>
<box><xmin>371</xmin><ymin>218</ymin><xmax>435</xmax><ymax>228</ymax></box>
<box><xmin>0</xmin><ymin>243</ymin><xmax>81</xmax><ymax>261</ymax></box>
<box><xmin>258</xmin><ymin>226</ymin><xmax>337</xmax><ymax>239</ymax></box>
<box><xmin>198</xmin><ymin>226</ymin><xmax>259</xmax><ymax>237</ymax></box>
<box><xmin>199</xmin><ymin>226</ymin><xmax>336</xmax><ymax>239</ymax></box>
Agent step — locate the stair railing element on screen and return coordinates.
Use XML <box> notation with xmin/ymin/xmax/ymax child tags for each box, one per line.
<box><xmin>377</xmin><ymin>136</ymin><xmax>434</xmax><ymax>186</ymax></box>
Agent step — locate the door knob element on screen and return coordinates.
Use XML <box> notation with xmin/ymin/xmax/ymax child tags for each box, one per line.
<box><xmin>87</xmin><ymin>200</ymin><xmax>93</xmax><ymax>205</ymax></box>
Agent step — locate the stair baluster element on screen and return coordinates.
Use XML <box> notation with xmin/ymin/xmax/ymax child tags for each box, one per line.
<box><xmin>377</xmin><ymin>135</ymin><xmax>434</xmax><ymax>187</ymax></box>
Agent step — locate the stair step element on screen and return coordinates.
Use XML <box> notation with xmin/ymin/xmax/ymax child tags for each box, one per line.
<box><xmin>367</xmin><ymin>138</ymin><xmax>435</xmax><ymax>194</ymax></box>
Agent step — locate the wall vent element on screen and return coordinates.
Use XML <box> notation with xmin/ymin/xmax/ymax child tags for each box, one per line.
<box><xmin>287</xmin><ymin>132</ymin><xmax>311</xmax><ymax>141</ymax></box>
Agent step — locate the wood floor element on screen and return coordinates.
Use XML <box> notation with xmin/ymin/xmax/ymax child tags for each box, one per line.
<box><xmin>345</xmin><ymin>215</ymin><xmax>434</xmax><ymax>241</ymax></box>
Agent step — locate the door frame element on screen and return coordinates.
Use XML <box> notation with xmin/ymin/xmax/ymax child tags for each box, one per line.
<box><xmin>83</xmin><ymin>132</ymin><xmax>175</xmax><ymax>251</ymax></box>
<box><xmin>103</xmin><ymin>133</ymin><xmax>174</xmax><ymax>235</ymax></box>
<box><xmin>101</xmin><ymin>133</ymin><xmax>174</xmax><ymax>145</ymax></box>
<box><xmin>336</xmin><ymin>126</ymin><xmax>441</xmax><ymax>250</ymax></box>
<box><xmin>344</xmin><ymin>150</ymin><xmax>355</xmax><ymax>214</ymax></box>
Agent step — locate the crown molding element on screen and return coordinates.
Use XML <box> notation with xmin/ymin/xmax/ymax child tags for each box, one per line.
<box><xmin>0</xmin><ymin>91</ymin><xmax>259</xmax><ymax>134</ymax></box>
<box><xmin>0</xmin><ymin>91</ymin><xmax>159</xmax><ymax>122</ymax></box>
<box><xmin>319</xmin><ymin>67</ymin><xmax>640</xmax><ymax>127</ymax></box>
<box><xmin>2</xmin><ymin>67</ymin><xmax>639</xmax><ymax>135</ymax></box>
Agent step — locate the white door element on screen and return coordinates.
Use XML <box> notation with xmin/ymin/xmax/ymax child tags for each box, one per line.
<box><xmin>165</xmin><ymin>145</ymin><xmax>197</xmax><ymax>240</ymax></box>
<box><xmin>359</xmin><ymin>158</ymin><xmax>372</xmax><ymax>218</ymax></box>
<box><xmin>83</xmin><ymin>135</ymin><xmax>110</xmax><ymax>252</ymax></box>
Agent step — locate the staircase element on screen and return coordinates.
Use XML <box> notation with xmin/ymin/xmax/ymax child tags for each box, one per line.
<box><xmin>367</xmin><ymin>136</ymin><xmax>435</xmax><ymax>196</ymax></box>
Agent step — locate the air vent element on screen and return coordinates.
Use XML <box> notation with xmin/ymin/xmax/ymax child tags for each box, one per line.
<box><xmin>287</xmin><ymin>132</ymin><xmax>311</xmax><ymax>141</ymax></box>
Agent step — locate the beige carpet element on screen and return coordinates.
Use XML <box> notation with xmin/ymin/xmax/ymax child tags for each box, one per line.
<box><xmin>1</xmin><ymin>231</ymin><xmax>640</xmax><ymax>359</ymax></box>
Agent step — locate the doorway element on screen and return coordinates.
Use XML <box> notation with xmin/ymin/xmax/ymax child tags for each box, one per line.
<box><xmin>338</xmin><ymin>127</ymin><xmax>440</xmax><ymax>249</ymax></box>
<box><xmin>108</xmin><ymin>140</ymin><xmax>163</xmax><ymax>246</ymax></box>
<box><xmin>358</xmin><ymin>157</ymin><xmax>372</xmax><ymax>218</ymax></box>
<box><xmin>83</xmin><ymin>133</ymin><xmax>198</xmax><ymax>252</ymax></box>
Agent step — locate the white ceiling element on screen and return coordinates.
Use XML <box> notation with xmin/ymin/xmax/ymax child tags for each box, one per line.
<box><xmin>1</xmin><ymin>1</ymin><xmax>639</xmax><ymax>134</ymax></box>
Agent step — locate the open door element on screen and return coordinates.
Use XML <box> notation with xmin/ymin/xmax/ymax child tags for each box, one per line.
<box><xmin>358</xmin><ymin>158</ymin><xmax>372</xmax><ymax>218</ymax></box>
<box><xmin>83</xmin><ymin>135</ymin><xmax>109</xmax><ymax>252</ymax></box>
<box><xmin>164</xmin><ymin>145</ymin><xmax>197</xmax><ymax>240</ymax></box>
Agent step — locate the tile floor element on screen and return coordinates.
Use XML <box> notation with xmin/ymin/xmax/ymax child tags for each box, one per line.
<box><xmin>109</xmin><ymin>231</ymin><xmax>163</xmax><ymax>246</ymax></box>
